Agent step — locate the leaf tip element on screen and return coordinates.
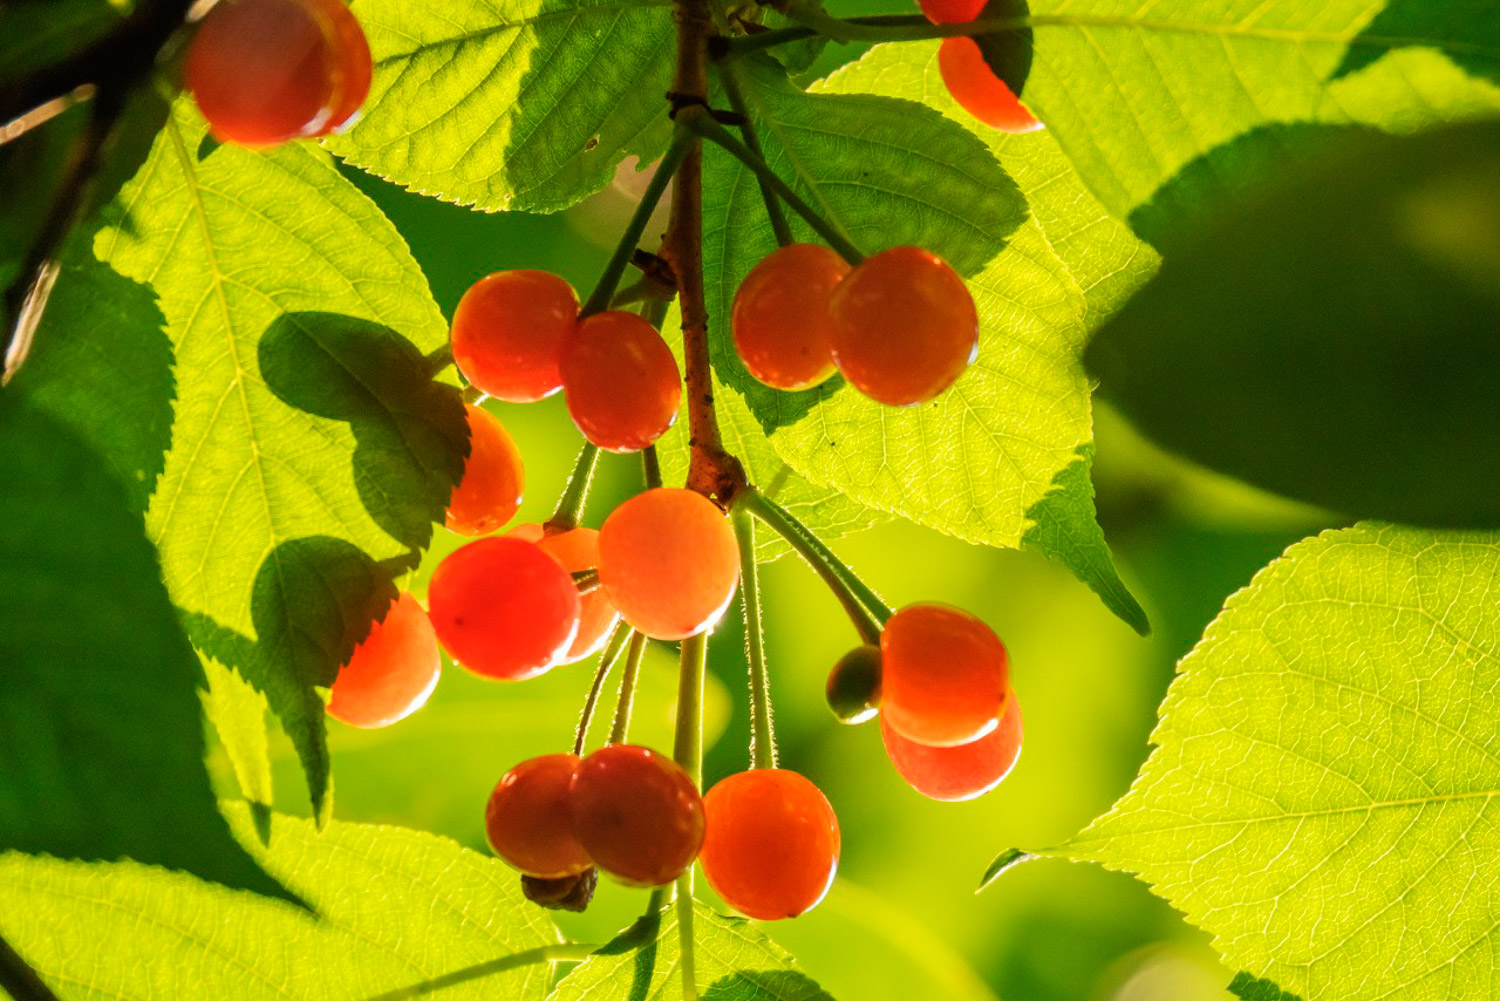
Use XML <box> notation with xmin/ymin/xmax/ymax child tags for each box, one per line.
<box><xmin>977</xmin><ymin>847</ymin><xmax>1036</xmax><ymax>892</ymax></box>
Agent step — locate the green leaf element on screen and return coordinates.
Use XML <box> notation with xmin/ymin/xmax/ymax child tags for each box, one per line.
<box><xmin>327</xmin><ymin>0</ymin><xmax>675</xmax><ymax>212</ymax></box>
<box><xmin>549</xmin><ymin>900</ymin><xmax>834</xmax><ymax>1001</ymax></box>
<box><xmin>0</xmin><ymin>391</ymin><xmax>288</xmax><ymax>903</ymax></box>
<box><xmin>0</xmin><ymin>805</ymin><xmax>561</xmax><ymax>999</ymax></box>
<box><xmin>33</xmin><ymin>98</ymin><xmax>467</xmax><ymax>822</ymax></box>
<box><xmin>1022</xmin><ymin>0</ymin><xmax>1500</xmax><ymax>238</ymax></box>
<box><xmin>1056</xmin><ymin>523</ymin><xmax>1500</xmax><ymax>1000</ymax></box>
<box><xmin>1086</xmin><ymin>120</ymin><xmax>1500</xmax><ymax>528</ymax></box>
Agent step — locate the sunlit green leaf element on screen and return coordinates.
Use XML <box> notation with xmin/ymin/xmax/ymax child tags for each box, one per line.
<box><xmin>1056</xmin><ymin>523</ymin><xmax>1500</xmax><ymax>1000</ymax></box>
<box><xmin>549</xmin><ymin>900</ymin><xmax>834</xmax><ymax>1001</ymax></box>
<box><xmin>1087</xmin><ymin>121</ymin><xmax>1500</xmax><ymax>528</ymax></box>
<box><xmin>0</xmin><ymin>392</ymin><xmax>287</xmax><ymax>903</ymax></box>
<box><xmin>328</xmin><ymin>0</ymin><xmax>676</xmax><ymax>212</ymax></box>
<box><xmin>0</xmin><ymin>805</ymin><xmax>561</xmax><ymax>999</ymax></box>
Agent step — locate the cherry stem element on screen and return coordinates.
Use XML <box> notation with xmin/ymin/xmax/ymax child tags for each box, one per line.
<box><xmin>461</xmin><ymin>384</ymin><xmax>487</xmax><ymax>406</ymax></box>
<box><xmin>733</xmin><ymin>511</ymin><xmax>777</xmax><ymax>769</ymax></box>
<box><xmin>580</xmin><ymin>126</ymin><xmax>695</xmax><ymax>318</ymax></box>
<box><xmin>0</xmin><ymin>934</ymin><xmax>60</xmax><ymax>1001</ymax></box>
<box><xmin>672</xmin><ymin>630</ymin><xmax>707</xmax><ymax>1001</ymax></box>
<box><xmin>572</xmin><ymin>568</ymin><xmax>600</xmax><ymax>593</ymax></box>
<box><xmin>547</xmin><ymin>442</ymin><xmax>601</xmax><ymax>532</ymax></box>
<box><xmin>607</xmin><ymin>631</ymin><xmax>650</xmax><ymax>745</ymax></box>
<box><xmin>716</xmin><ymin>60</ymin><xmax>793</xmax><ymax>248</ymax></box>
<box><xmin>610</xmin><ymin>279</ymin><xmax>649</xmax><ymax>308</ymax></box>
<box><xmin>737</xmin><ymin>488</ymin><xmax>889</xmax><ymax>643</ymax></box>
<box><xmin>573</xmin><ymin>623</ymin><xmax>634</xmax><ymax>756</ymax></box>
<box><xmin>719</xmin><ymin>12</ymin><xmax>1031</xmax><ymax>56</ymax></box>
<box><xmin>643</xmin><ymin>445</ymin><xmax>663</xmax><ymax>490</ymax></box>
<box><xmin>682</xmin><ymin>108</ymin><xmax>865</xmax><ymax>266</ymax></box>
<box><xmin>361</xmin><ymin>942</ymin><xmax>602</xmax><ymax>1001</ymax></box>
<box><xmin>676</xmin><ymin>872</ymin><xmax>698</xmax><ymax>1000</ymax></box>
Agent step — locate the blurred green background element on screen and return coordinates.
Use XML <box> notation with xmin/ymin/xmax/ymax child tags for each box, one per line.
<box><xmin>206</xmin><ymin>19</ymin><xmax>1340</xmax><ymax>998</ymax></box>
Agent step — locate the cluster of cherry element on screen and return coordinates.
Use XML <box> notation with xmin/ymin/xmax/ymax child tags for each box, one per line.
<box><xmin>181</xmin><ymin>0</ymin><xmax>1026</xmax><ymax>924</ymax></box>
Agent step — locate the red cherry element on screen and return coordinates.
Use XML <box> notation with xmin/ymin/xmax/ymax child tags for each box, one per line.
<box><xmin>507</xmin><ymin>523</ymin><xmax>620</xmax><ymax>662</ymax></box>
<box><xmin>699</xmin><ymin>769</ymin><xmax>840</xmax><ymax>920</ymax></box>
<box><xmin>938</xmin><ymin>37</ymin><xmax>1044</xmax><ymax>134</ymax></box>
<box><xmin>570</xmin><ymin>744</ymin><xmax>705</xmax><ymax>887</ymax></box>
<box><xmin>918</xmin><ymin>0</ymin><xmax>986</xmax><ymax>23</ymax></box>
<box><xmin>559</xmin><ymin>311</ymin><xmax>681</xmax><ymax>452</ymax></box>
<box><xmin>828</xmin><ymin>246</ymin><xmax>978</xmax><ymax>407</ymax></box>
<box><xmin>598</xmin><ymin>488</ymin><xmax>739</xmax><ymax>641</ymax></box>
<box><xmin>185</xmin><ymin>0</ymin><xmax>370</xmax><ymax>146</ymax></box>
<box><xmin>451</xmin><ymin>271</ymin><xmax>580</xmax><ymax>403</ymax></box>
<box><xmin>485</xmin><ymin>754</ymin><xmax>593</xmax><ymax>878</ymax></box>
<box><xmin>444</xmin><ymin>403</ymin><xmax>524</xmax><ymax>537</ymax></box>
<box><xmin>427</xmin><ymin>537</ymin><xmax>580</xmax><ymax>680</ymax></box>
<box><xmin>880</xmin><ymin>602</ymin><xmax>1009</xmax><ymax>746</ymax></box>
<box><xmin>882</xmin><ymin>689</ymin><xmax>1022</xmax><ymax>801</ymax></box>
<box><xmin>326</xmin><ymin>593</ymin><xmax>440</xmax><ymax>728</ymax></box>
<box><xmin>731</xmin><ymin>243</ymin><xmax>849</xmax><ymax>391</ymax></box>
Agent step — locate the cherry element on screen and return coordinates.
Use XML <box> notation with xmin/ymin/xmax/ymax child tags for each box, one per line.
<box><xmin>918</xmin><ymin>0</ymin><xmax>987</xmax><ymax>22</ymax></box>
<box><xmin>880</xmin><ymin>602</ymin><xmax>1009</xmax><ymax>746</ymax></box>
<box><xmin>826</xmin><ymin>645</ymin><xmax>882</xmax><ymax>724</ymax></box>
<box><xmin>559</xmin><ymin>311</ymin><xmax>681</xmax><ymax>452</ymax></box>
<box><xmin>325</xmin><ymin>592</ymin><xmax>440</xmax><ymax>728</ymax></box>
<box><xmin>699</xmin><ymin>769</ymin><xmax>840</xmax><ymax>920</ymax></box>
<box><xmin>444</xmin><ymin>403</ymin><xmax>524</xmax><ymax>537</ymax></box>
<box><xmin>598</xmin><ymin>488</ymin><xmax>739</xmax><ymax>640</ymax></box>
<box><xmin>507</xmin><ymin>523</ymin><xmax>620</xmax><ymax>662</ymax></box>
<box><xmin>451</xmin><ymin>271</ymin><xmax>580</xmax><ymax>403</ymax></box>
<box><xmin>570</xmin><ymin>744</ymin><xmax>705</xmax><ymax>887</ymax></box>
<box><xmin>185</xmin><ymin>0</ymin><xmax>371</xmax><ymax>146</ymax></box>
<box><xmin>427</xmin><ymin>536</ymin><xmax>580</xmax><ymax>681</ymax></box>
<box><xmin>881</xmin><ymin>689</ymin><xmax>1022</xmax><ymax>801</ymax></box>
<box><xmin>731</xmin><ymin>243</ymin><xmax>850</xmax><ymax>391</ymax></box>
<box><xmin>938</xmin><ymin>37</ymin><xmax>1044</xmax><ymax>134</ymax></box>
<box><xmin>485</xmin><ymin>753</ymin><xmax>593</xmax><ymax>878</ymax></box>
<box><xmin>828</xmin><ymin>246</ymin><xmax>978</xmax><ymax>407</ymax></box>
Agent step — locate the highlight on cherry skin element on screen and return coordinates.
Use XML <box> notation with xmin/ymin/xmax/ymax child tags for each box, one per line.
<box><xmin>325</xmin><ymin>592</ymin><xmax>441</xmax><ymax>729</ymax></box>
<box><xmin>700</xmin><ymin>769</ymin><xmax>841</xmax><ymax>920</ymax></box>
<box><xmin>451</xmin><ymin>270</ymin><xmax>581</xmax><ymax>403</ymax></box>
<box><xmin>828</xmin><ymin>246</ymin><xmax>979</xmax><ymax>407</ymax></box>
<box><xmin>185</xmin><ymin>0</ymin><xmax>372</xmax><ymax>146</ymax></box>
<box><xmin>485</xmin><ymin>753</ymin><xmax>593</xmax><ymax>879</ymax></box>
<box><xmin>731</xmin><ymin>243</ymin><xmax>850</xmax><ymax>391</ymax></box>
<box><xmin>444</xmin><ymin>403</ymin><xmax>525</xmax><ymax>537</ymax></box>
<box><xmin>937</xmin><ymin>37</ymin><xmax>1045</xmax><ymax>134</ymax></box>
<box><xmin>598</xmin><ymin>487</ymin><xmax>741</xmax><ymax>641</ymax></box>
<box><xmin>570</xmin><ymin>743</ymin><xmax>706</xmax><ymax>887</ymax></box>
<box><xmin>559</xmin><ymin>310</ymin><xmax>682</xmax><ymax>453</ymax></box>
<box><xmin>507</xmin><ymin>523</ymin><xmax>620</xmax><ymax>663</ymax></box>
<box><xmin>882</xmin><ymin>688</ymin><xmax>1023</xmax><ymax>801</ymax></box>
<box><xmin>426</xmin><ymin>536</ymin><xmax>581</xmax><ymax>681</ymax></box>
<box><xmin>880</xmin><ymin>601</ymin><xmax>1009</xmax><ymax>747</ymax></box>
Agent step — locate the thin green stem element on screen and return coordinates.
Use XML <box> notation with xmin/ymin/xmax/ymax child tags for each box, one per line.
<box><xmin>610</xmin><ymin>278</ymin><xmax>649</xmax><ymax>308</ymax></box>
<box><xmin>676</xmin><ymin>872</ymin><xmax>698</xmax><ymax>1001</ymax></box>
<box><xmin>0</xmin><ymin>934</ymin><xmax>60</xmax><ymax>1001</ymax></box>
<box><xmin>737</xmin><ymin>489</ymin><xmax>889</xmax><ymax>643</ymax></box>
<box><xmin>547</xmin><ymin>442</ymin><xmax>601</xmax><ymax>532</ymax></box>
<box><xmin>716</xmin><ymin>61</ymin><xmax>793</xmax><ymax>247</ymax></box>
<box><xmin>672</xmin><ymin>631</ymin><xmax>707</xmax><ymax>1001</ymax></box>
<box><xmin>572</xmin><ymin>568</ymin><xmax>600</xmax><ymax>592</ymax></box>
<box><xmin>733</xmin><ymin>511</ymin><xmax>776</xmax><ymax>769</ymax></box>
<box><xmin>642</xmin><ymin>445</ymin><xmax>663</xmax><ymax>490</ymax></box>
<box><xmin>681</xmin><ymin>109</ymin><xmax>864</xmax><ymax>265</ymax></box>
<box><xmin>581</xmin><ymin>126</ymin><xmax>695</xmax><ymax>317</ymax></box>
<box><xmin>608</xmin><ymin>632</ymin><xmax>650</xmax><ymax>745</ymax></box>
<box><xmin>719</xmin><ymin>12</ymin><xmax>1031</xmax><ymax>56</ymax></box>
<box><xmin>362</xmin><ymin>943</ymin><xmax>600</xmax><ymax>1001</ymax></box>
<box><xmin>574</xmin><ymin>623</ymin><xmax>634</xmax><ymax>755</ymax></box>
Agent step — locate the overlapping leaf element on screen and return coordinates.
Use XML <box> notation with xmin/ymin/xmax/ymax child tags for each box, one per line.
<box><xmin>328</xmin><ymin>0</ymin><xmax>676</xmax><ymax>212</ymax></box>
<box><xmin>0</xmin><ymin>393</ymin><xmax>287</xmax><ymax>903</ymax></box>
<box><xmin>549</xmin><ymin>901</ymin><xmax>834</xmax><ymax>1001</ymax></box>
<box><xmin>0</xmin><ymin>806</ymin><xmax>561</xmax><ymax>999</ymax></box>
<box><xmin>1020</xmin><ymin>0</ymin><xmax>1500</xmax><ymax>240</ymax></box>
<box><xmin>33</xmin><ymin>98</ymin><xmax>468</xmax><ymax>821</ymax></box>
<box><xmin>1050</xmin><ymin>523</ymin><xmax>1500</xmax><ymax>1000</ymax></box>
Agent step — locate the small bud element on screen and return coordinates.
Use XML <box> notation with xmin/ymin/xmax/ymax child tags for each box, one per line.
<box><xmin>826</xmin><ymin>645</ymin><xmax>882</xmax><ymax>724</ymax></box>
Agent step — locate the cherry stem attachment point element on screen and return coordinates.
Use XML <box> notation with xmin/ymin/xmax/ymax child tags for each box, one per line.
<box><xmin>546</xmin><ymin>442</ymin><xmax>601</xmax><ymax>532</ymax></box>
<box><xmin>716</xmin><ymin>61</ymin><xmax>793</xmax><ymax>248</ymax></box>
<box><xmin>361</xmin><ymin>942</ymin><xmax>602</xmax><ymax>1001</ymax></box>
<box><xmin>607</xmin><ymin>631</ymin><xmax>650</xmax><ymax>745</ymax></box>
<box><xmin>737</xmin><ymin>488</ymin><xmax>890</xmax><ymax>643</ymax></box>
<box><xmin>681</xmin><ymin>107</ymin><xmax>865</xmax><ymax>266</ymax></box>
<box><xmin>580</xmin><ymin>126</ymin><xmax>695</xmax><ymax>318</ymax></box>
<box><xmin>733</xmin><ymin>511</ymin><xmax>777</xmax><ymax>769</ymax></box>
<box><xmin>574</xmin><ymin>623</ymin><xmax>634</xmax><ymax>756</ymax></box>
